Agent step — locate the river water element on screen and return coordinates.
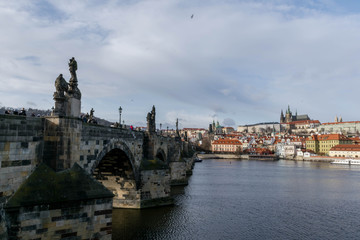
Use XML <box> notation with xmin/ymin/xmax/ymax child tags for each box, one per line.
<box><xmin>112</xmin><ymin>159</ymin><xmax>360</xmax><ymax>240</ymax></box>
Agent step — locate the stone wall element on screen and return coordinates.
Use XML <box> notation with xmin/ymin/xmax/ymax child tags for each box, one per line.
<box><xmin>0</xmin><ymin>115</ymin><xmax>44</xmax><ymax>238</ymax></box>
<box><xmin>140</xmin><ymin>169</ymin><xmax>173</xmax><ymax>208</ymax></box>
<box><xmin>0</xmin><ymin>115</ymin><xmax>44</xmax><ymax>198</ymax></box>
<box><xmin>169</xmin><ymin>161</ymin><xmax>188</xmax><ymax>186</ymax></box>
<box><xmin>5</xmin><ymin>199</ymin><xmax>113</xmax><ymax>239</ymax></box>
<box><xmin>43</xmin><ymin>116</ymin><xmax>82</xmax><ymax>171</ymax></box>
<box><xmin>93</xmin><ymin>148</ymin><xmax>141</xmax><ymax>209</ymax></box>
<box><xmin>80</xmin><ymin>123</ymin><xmax>144</xmax><ymax>176</ymax></box>
<box><xmin>3</xmin><ymin>162</ymin><xmax>114</xmax><ymax>239</ymax></box>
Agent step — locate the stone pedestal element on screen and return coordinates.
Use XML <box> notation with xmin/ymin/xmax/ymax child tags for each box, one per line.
<box><xmin>53</xmin><ymin>94</ymin><xmax>66</xmax><ymax>116</ymax></box>
<box><xmin>66</xmin><ymin>96</ymin><xmax>81</xmax><ymax>118</ymax></box>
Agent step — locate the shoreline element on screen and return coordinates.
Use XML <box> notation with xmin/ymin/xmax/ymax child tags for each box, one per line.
<box><xmin>197</xmin><ymin>153</ymin><xmax>336</xmax><ymax>163</ymax></box>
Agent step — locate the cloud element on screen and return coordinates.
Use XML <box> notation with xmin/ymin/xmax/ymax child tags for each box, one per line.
<box><xmin>26</xmin><ymin>101</ymin><xmax>37</xmax><ymax>107</ymax></box>
<box><xmin>223</xmin><ymin>118</ymin><xmax>236</xmax><ymax>127</ymax></box>
<box><xmin>1</xmin><ymin>0</ymin><xmax>360</xmax><ymax>127</ymax></box>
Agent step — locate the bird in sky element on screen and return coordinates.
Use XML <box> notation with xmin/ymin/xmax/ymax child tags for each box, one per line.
<box><xmin>191</xmin><ymin>14</ymin><xmax>194</xmax><ymax>19</ymax></box>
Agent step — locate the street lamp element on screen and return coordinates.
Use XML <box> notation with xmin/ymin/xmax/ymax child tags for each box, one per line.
<box><xmin>160</xmin><ymin>123</ymin><xmax>162</xmax><ymax>135</ymax></box>
<box><xmin>119</xmin><ymin>106</ymin><xmax>122</xmax><ymax>128</ymax></box>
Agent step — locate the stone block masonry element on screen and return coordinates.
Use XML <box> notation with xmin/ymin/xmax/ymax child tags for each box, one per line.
<box><xmin>6</xmin><ymin>199</ymin><xmax>113</xmax><ymax>240</ymax></box>
<box><xmin>140</xmin><ymin>168</ymin><xmax>173</xmax><ymax>208</ymax></box>
<box><xmin>169</xmin><ymin>162</ymin><xmax>188</xmax><ymax>186</ymax></box>
<box><xmin>4</xmin><ymin>163</ymin><xmax>114</xmax><ymax>239</ymax></box>
<box><xmin>0</xmin><ymin>115</ymin><xmax>44</xmax><ymax>199</ymax></box>
<box><xmin>0</xmin><ymin>113</ymin><xmax>195</xmax><ymax>237</ymax></box>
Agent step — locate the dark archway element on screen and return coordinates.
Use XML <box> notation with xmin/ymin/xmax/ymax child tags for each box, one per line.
<box><xmin>93</xmin><ymin>148</ymin><xmax>139</xmax><ymax>208</ymax></box>
<box><xmin>155</xmin><ymin>148</ymin><xmax>167</xmax><ymax>162</ymax></box>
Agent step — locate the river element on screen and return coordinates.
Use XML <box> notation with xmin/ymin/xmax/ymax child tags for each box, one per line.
<box><xmin>112</xmin><ymin>159</ymin><xmax>360</xmax><ymax>239</ymax></box>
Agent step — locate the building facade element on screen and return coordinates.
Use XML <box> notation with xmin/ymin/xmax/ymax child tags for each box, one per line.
<box><xmin>211</xmin><ymin>139</ymin><xmax>242</xmax><ymax>153</ymax></box>
<box><xmin>237</xmin><ymin>122</ymin><xmax>281</xmax><ymax>134</ymax></box>
<box><xmin>282</xmin><ymin>120</ymin><xmax>321</xmax><ymax>134</ymax></box>
<box><xmin>318</xmin><ymin>121</ymin><xmax>360</xmax><ymax>135</ymax></box>
<box><xmin>306</xmin><ymin>134</ymin><xmax>353</xmax><ymax>155</ymax></box>
<box><xmin>329</xmin><ymin>144</ymin><xmax>360</xmax><ymax>158</ymax></box>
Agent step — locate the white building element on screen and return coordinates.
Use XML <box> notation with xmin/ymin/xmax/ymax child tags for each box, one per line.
<box><xmin>237</xmin><ymin>122</ymin><xmax>281</xmax><ymax>134</ymax></box>
<box><xmin>329</xmin><ymin>144</ymin><xmax>360</xmax><ymax>158</ymax></box>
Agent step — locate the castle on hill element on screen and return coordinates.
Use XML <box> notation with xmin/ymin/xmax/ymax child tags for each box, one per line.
<box><xmin>280</xmin><ymin>106</ymin><xmax>310</xmax><ymax>123</ymax></box>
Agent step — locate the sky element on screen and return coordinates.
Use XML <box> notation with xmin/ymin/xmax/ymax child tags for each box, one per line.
<box><xmin>1</xmin><ymin>0</ymin><xmax>360</xmax><ymax>129</ymax></box>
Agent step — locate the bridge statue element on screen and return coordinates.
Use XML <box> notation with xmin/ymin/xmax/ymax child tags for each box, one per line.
<box><xmin>54</xmin><ymin>74</ymin><xmax>68</xmax><ymax>98</ymax></box>
<box><xmin>147</xmin><ymin>105</ymin><xmax>156</xmax><ymax>132</ymax></box>
<box><xmin>176</xmin><ymin>118</ymin><xmax>180</xmax><ymax>138</ymax></box>
<box><xmin>68</xmin><ymin>57</ymin><xmax>77</xmax><ymax>81</ymax></box>
<box><xmin>52</xmin><ymin>57</ymin><xmax>81</xmax><ymax>117</ymax></box>
<box><xmin>67</xmin><ymin>57</ymin><xmax>81</xmax><ymax>100</ymax></box>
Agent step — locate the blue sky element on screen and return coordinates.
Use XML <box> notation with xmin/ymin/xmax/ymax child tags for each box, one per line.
<box><xmin>1</xmin><ymin>0</ymin><xmax>360</xmax><ymax>128</ymax></box>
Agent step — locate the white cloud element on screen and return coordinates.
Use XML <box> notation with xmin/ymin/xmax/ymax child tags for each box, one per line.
<box><xmin>1</xmin><ymin>0</ymin><xmax>360</xmax><ymax>127</ymax></box>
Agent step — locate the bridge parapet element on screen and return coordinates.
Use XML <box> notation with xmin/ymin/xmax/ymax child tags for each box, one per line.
<box><xmin>0</xmin><ymin>115</ymin><xmax>44</xmax><ymax>199</ymax></box>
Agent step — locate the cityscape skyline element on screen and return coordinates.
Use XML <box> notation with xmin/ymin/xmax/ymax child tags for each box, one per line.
<box><xmin>2</xmin><ymin>0</ymin><xmax>360</xmax><ymax>128</ymax></box>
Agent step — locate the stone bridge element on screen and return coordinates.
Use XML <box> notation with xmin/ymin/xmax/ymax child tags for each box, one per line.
<box><xmin>0</xmin><ymin>113</ymin><xmax>195</xmax><ymax>239</ymax></box>
<box><xmin>0</xmin><ymin>112</ymin><xmax>193</xmax><ymax>207</ymax></box>
<box><xmin>0</xmin><ymin>58</ymin><xmax>195</xmax><ymax>239</ymax></box>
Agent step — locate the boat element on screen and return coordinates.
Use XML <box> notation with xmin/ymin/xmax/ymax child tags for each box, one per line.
<box><xmin>331</xmin><ymin>159</ymin><xmax>360</xmax><ymax>165</ymax></box>
<box><xmin>194</xmin><ymin>157</ymin><xmax>202</xmax><ymax>162</ymax></box>
<box><xmin>331</xmin><ymin>159</ymin><xmax>351</xmax><ymax>165</ymax></box>
<box><xmin>350</xmin><ymin>159</ymin><xmax>360</xmax><ymax>165</ymax></box>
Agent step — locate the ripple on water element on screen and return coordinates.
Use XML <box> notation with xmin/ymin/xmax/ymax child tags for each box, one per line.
<box><xmin>113</xmin><ymin>160</ymin><xmax>360</xmax><ymax>240</ymax></box>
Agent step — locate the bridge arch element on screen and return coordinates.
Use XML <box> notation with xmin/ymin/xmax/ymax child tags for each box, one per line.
<box><xmin>92</xmin><ymin>140</ymin><xmax>140</xmax><ymax>208</ymax></box>
<box><xmin>155</xmin><ymin>148</ymin><xmax>167</xmax><ymax>162</ymax></box>
<box><xmin>91</xmin><ymin>140</ymin><xmax>137</xmax><ymax>178</ymax></box>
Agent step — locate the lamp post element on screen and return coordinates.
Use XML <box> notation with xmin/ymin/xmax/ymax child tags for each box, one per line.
<box><xmin>160</xmin><ymin>123</ymin><xmax>162</xmax><ymax>135</ymax></box>
<box><xmin>118</xmin><ymin>106</ymin><xmax>122</xmax><ymax>128</ymax></box>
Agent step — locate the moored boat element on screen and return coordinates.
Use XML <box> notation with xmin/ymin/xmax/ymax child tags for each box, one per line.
<box><xmin>350</xmin><ymin>159</ymin><xmax>360</xmax><ymax>165</ymax></box>
<box><xmin>331</xmin><ymin>159</ymin><xmax>360</xmax><ymax>165</ymax></box>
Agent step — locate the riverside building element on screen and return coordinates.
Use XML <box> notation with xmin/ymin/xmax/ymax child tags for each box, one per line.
<box><xmin>306</xmin><ymin>134</ymin><xmax>353</xmax><ymax>155</ymax></box>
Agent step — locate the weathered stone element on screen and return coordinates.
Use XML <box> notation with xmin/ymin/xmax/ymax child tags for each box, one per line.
<box><xmin>0</xmin><ymin>112</ymin><xmax>195</xmax><ymax>239</ymax></box>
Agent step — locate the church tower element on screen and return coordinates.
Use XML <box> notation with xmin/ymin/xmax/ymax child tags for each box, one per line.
<box><xmin>285</xmin><ymin>105</ymin><xmax>292</xmax><ymax>123</ymax></box>
<box><xmin>280</xmin><ymin>110</ymin><xmax>285</xmax><ymax>123</ymax></box>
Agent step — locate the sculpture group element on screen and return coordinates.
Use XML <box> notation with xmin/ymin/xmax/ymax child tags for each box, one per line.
<box><xmin>53</xmin><ymin>57</ymin><xmax>82</xmax><ymax>117</ymax></box>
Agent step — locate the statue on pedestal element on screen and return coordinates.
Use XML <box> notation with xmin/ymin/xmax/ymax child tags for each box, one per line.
<box><xmin>146</xmin><ymin>105</ymin><xmax>156</xmax><ymax>132</ymax></box>
<box><xmin>54</xmin><ymin>74</ymin><xmax>68</xmax><ymax>98</ymax></box>
<box><xmin>68</xmin><ymin>57</ymin><xmax>77</xmax><ymax>82</ymax></box>
<box><xmin>67</xmin><ymin>57</ymin><xmax>81</xmax><ymax>100</ymax></box>
<box><xmin>53</xmin><ymin>57</ymin><xmax>81</xmax><ymax>117</ymax></box>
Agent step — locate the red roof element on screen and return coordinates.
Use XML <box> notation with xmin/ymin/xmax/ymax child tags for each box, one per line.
<box><xmin>317</xmin><ymin>134</ymin><xmax>350</xmax><ymax>141</ymax></box>
<box><xmin>283</xmin><ymin>120</ymin><xmax>320</xmax><ymax>125</ymax></box>
<box><xmin>307</xmin><ymin>134</ymin><xmax>350</xmax><ymax>141</ymax></box>
<box><xmin>330</xmin><ymin>144</ymin><xmax>360</xmax><ymax>151</ymax></box>
<box><xmin>212</xmin><ymin>139</ymin><xmax>242</xmax><ymax>145</ymax></box>
<box><xmin>322</xmin><ymin>121</ymin><xmax>360</xmax><ymax>125</ymax></box>
<box><xmin>183</xmin><ymin>128</ymin><xmax>206</xmax><ymax>131</ymax></box>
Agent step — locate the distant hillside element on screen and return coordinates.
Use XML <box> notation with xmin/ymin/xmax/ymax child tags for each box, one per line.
<box><xmin>0</xmin><ymin>107</ymin><xmax>113</xmax><ymax>126</ymax></box>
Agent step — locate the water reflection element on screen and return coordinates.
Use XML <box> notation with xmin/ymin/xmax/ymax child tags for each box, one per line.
<box><xmin>113</xmin><ymin>159</ymin><xmax>360</xmax><ymax>240</ymax></box>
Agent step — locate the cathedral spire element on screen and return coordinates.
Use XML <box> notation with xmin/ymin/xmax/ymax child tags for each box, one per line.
<box><xmin>280</xmin><ymin>109</ymin><xmax>285</xmax><ymax>123</ymax></box>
